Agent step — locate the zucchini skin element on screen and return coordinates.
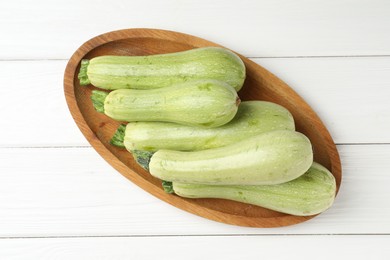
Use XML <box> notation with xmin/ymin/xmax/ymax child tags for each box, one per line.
<box><xmin>83</xmin><ymin>47</ymin><xmax>246</xmax><ymax>91</ymax></box>
<box><xmin>103</xmin><ymin>79</ymin><xmax>239</xmax><ymax>128</ymax></box>
<box><xmin>123</xmin><ymin>101</ymin><xmax>295</xmax><ymax>152</ymax></box>
<box><xmin>149</xmin><ymin>130</ymin><xmax>313</xmax><ymax>185</ymax></box>
<box><xmin>172</xmin><ymin>162</ymin><xmax>336</xmax><ymax>216</ymax></box>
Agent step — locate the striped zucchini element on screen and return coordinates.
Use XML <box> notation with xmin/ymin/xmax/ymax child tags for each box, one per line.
<box><xmin>145</xmin><ymin>130</ymin><xmax>313</xmax><ymax>185</ymax></box>
<box><xmin>169</xmin><ymin>162</ymin><xmax>336</xmax><ymax>216</ymax></box>
<box><xmin>78</xmin><ymin>47</ymin><xmax>246</xmax><ymax>91</ymax></box>
<box><xmin>111</xmin><ymin>101</ymin><xmax>295</xmax><ymax>151</ymax></box>
<box><xmin>91</xmin><ymin>79</ymin><xmax>240</xmax><ymax>128</ymax></box>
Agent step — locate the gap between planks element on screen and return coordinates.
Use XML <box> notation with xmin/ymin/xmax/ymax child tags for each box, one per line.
<box><xmin>0</xmin><ymin>233</ymin><xmax>389</xmax><ymax>240</ymax></box>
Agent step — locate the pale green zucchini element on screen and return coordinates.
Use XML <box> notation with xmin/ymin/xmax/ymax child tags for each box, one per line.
<box><xmin>146</xmin><ymin>130</ymin><xmax>313</xmax><ymax>185</ymax></box>
<box><xmin>91</xmin><ymin>79</ymin><xmax>239</xmax><ymax>128</ymax></box>
<box><xmin>78</xmin><ymin>47</ymin><xmax>246</xmax><ymax>91</ymax></box>
<box><xmin>168</xmin><ymin>162</ymin><xmax>336</xmax><ymax>216</ymax></box>
<box><xmin>111</xmin><ymin>101</ymin><xmax>295</xmax><ymax>151</ymax></box>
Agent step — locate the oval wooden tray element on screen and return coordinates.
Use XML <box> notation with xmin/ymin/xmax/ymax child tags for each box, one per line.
<box><xmin>64</xmin><ymin>28</ymin><xmax>342</xmax><ymax>227</ymax></box>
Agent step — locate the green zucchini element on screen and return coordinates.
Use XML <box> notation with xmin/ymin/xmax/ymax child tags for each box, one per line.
<box><xmin>146</xmin><ymin>130</ymin><xmax>313</xmax><ymax>185</ymax></box>
<box><xmin>91</xmin><ymin>79</ymin><xmax>240</xmax><ymax>128</ymax></box>
<box><xmin>111</xmin><ymin>101</ymin><xmax>295</xmax><ymax>151</ymax></box>
<box><xmin>168</xmin><ymin>162</ymin><xmax>336</xmax><ymax>216</ymax></box>
<box><xmin>78</xmin><ymin>47</ymin><xmax>246</xmax><ymax>91</ymax></box>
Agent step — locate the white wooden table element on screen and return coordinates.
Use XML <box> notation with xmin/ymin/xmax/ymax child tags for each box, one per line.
<box><xmin>1</xmin><ymin>0</ymin><xmax>390</xmax><ymax>259</ymax></box>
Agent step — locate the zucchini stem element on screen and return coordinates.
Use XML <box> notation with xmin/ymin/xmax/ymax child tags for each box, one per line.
<box><xmin>162</xmin><ymin>181</ymin><xmax>174</xmax><ymax>194</ymax></box>
<box><xmin>91</xmin><ymin>90</ymin><xmax>108</xmax><ymax>113</ymax></box>
<box><xmin>78</xmin><ymin>59</ymin><xmax>91</xmax><ymax>85</ymax></box>
<box><xmin>131</xmin><ymin>150</ymin><xmax>154</xmax><ymax>171</ymax></box>
<box><xmin>110</xmin><ymin>124</ymin><xmax>126</xmax><ymax>147</ymax></box>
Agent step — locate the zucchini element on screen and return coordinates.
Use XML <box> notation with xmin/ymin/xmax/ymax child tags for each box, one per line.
<box><xmin>91</xmin><ymin>79</ymin><xmax>240</xmax><ymax>128</ymax></box>
<box><xmin>78</xmin><ymin>47</ymin><xmax>246</xmax><ymax>91</ymax></box>
<box><xmin>168</xmin><ymin>162</ymin><xmax>336</xmax><ymax>216</ymax></box>
<box><xmin>112</xmin><ymin>101</ymin><xmax>295</xmax><ymax>151</ymax></box>
<box><xmin>146</xmin><ymin>130</ymin><xmax>313</xmax><ymax>185</ymax></box>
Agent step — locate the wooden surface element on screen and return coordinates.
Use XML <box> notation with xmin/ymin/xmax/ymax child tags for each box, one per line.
<box><xmin>0</xmin><ymin>236</ymin><xmax>389</xmax><ymax>260</ymax></box>
<box><xmin>1</xmin><ymin>0</ymin><xmax>389</xmax><ymax>258</ymax></box>
<box><xmin>64</xmin><ymin>28</ymin><xmax>341</xmax><ymax>227</ymax></box>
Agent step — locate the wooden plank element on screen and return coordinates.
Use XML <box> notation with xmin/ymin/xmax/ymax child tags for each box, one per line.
<box><xmin>0</xmin><ymin>145</ymin><xmax>389</xmax><ymax>236</ymax></box>
<box><xmin>257</xmin><ymin>57</ymin><xmax>390</xmax><ymax>144</ymax></box>
<box><xmin>0</xmin><ymin>0</ymin><xmax>389</xmax><ymax>59</ymax></box>
<box><xmin>0</xmin><ymin>57</ymin><xmax>389</xmax><ymax>146</ymax></box>
<box><xmin>0</xmin><ymin>235</ymin><xmax>389</xmax><ymax>260</ymax></box>
<box><xmin>0</xmin><ymin>61</ymin><xmax>87</xmax><ymax>146</ymax></box>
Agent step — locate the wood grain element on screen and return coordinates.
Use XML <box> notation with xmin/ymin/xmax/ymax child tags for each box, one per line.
<box><xmin>0</xmin><ymin>236</ymin><xmax>389</xmax><ymax>260</ymax></box>
<box><xmin>63</xmin><ymin>28</ymin><xmax>341</xmax><ymax>227</ymax></box>
<box><xmin>0</xmin><ymin>145</ymin><xmax>388</xmax><ymax>237</ymax></box>
<box><xmin>1</xmin><ymin>58</ymin><xmax>390</xmax><ymax>147</ymax></box>
<box><xmin>1</xmin><ymin>0</ymin><xmax>390</xmax><ymax>59</ymax></box>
